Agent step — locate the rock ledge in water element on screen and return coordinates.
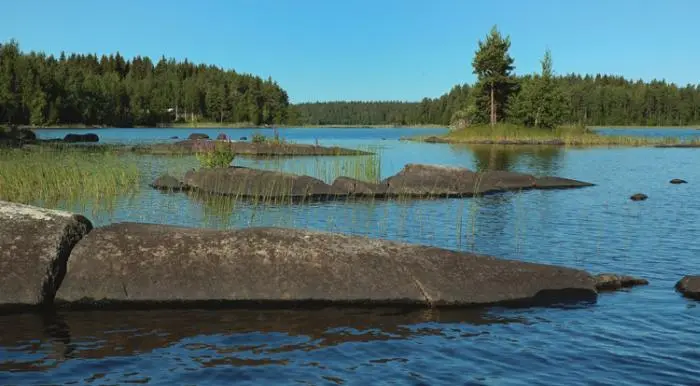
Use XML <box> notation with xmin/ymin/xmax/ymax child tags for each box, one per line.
<box><xmin>56</xmin><ymin>223</ymin><xmax>598</xmax><ymax>309</ymax></box>
<box><xmin>0</xmin><ymin>201</ymin><xmax>93</xmax><ymax>308</ymax></box>
<box><xmin>594</xmin><ymin>273</ymin><xmax>649</xmax><ymax>291</ymax></box>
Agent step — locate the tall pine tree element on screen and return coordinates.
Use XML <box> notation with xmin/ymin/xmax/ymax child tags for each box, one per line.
<box><xmin>471</xmin><ymin>25</ymin><xmax>516</xmax><ymax>126</ymax></box>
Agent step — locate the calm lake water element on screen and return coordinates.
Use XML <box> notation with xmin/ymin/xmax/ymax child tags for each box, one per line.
<box><xmin>2</xmin><ymin>127</ymin><xmax>700</xmax><ymax>385</ymax></box>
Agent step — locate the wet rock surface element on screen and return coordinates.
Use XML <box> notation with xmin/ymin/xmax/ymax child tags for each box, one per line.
<box><xmin>56</xmin><ymin>223</ymin><xmax>598</xmax><ymax>308</ymax></box>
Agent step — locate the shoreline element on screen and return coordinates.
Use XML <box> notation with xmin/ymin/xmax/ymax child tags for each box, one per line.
<box><xmin>19</xmin><ymin>123</ymin><xmax>449</xmax><ymax>130</ymax></box>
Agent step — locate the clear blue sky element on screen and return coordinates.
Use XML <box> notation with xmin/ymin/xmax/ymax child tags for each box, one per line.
<box><xmin>2</xmin><ymin>0</ymin><xmax>698</xmax><ymax>103</ymax></box>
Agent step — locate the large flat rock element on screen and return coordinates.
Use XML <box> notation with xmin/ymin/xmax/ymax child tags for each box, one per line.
<box><xmin>130</xmin><ymin>139</ymin><xmax>371</xmax><ymax>156</ymax></box>
<box><xmin>184</xmin><ymin>166</ymin><xmax>348</xmax><ymax>200</ymax></box>
<box><xmin>56</xmin><ymin>223</ymin><xmax>598</xmax><ymax>308</ymax></box>
<box><xmin>336</xmin><ymin>164</ymin><xmax>594</xmax><ymax>198</ymax></box>
<box><xmin>0</xmin><ymin>201</ymin><xmax>92</xmax><ymax>308</ymax></box>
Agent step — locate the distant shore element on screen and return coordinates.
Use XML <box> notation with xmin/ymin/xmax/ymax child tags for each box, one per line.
<box><xmin>17</xmin><ymin>123</ymin><xmax>448</xmax><ymax>130</ymax></box>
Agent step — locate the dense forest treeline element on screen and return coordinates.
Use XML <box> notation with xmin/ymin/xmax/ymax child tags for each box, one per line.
<box><xmin>295</xmin><ymin>75</ymin><xmax>700</xmax><ymax>127</ymax></box>
<box><xmin>0</xmin><ymin>40</ymin><xmax>290</xmax><ymax>127</ymax></box>
<box><xmin>1</xmin><ymin>38</ymin><xmax>699</xmax><ymax>128</ymax></box>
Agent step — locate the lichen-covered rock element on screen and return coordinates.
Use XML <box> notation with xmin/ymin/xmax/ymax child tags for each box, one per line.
<box><xmin>56</xmin><ymin>223</ymin><xmax>598</xmax><ymax>309</ymax></box>
<box><xmin>0</xmin><ymin>201</ymin><xmax>92</xmax><ymax>307</ymax></box>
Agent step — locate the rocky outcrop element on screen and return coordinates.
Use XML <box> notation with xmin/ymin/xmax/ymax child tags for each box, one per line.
<box><xmin>63</xmin><ymin>133</ymin><xmax>99</xmax><ymax>143</ymax></box>
<box><xmin>130</xmin><ymin>140</ymin><xmax>372</xmax><ymax>156</ymax></box>
<box><xmin>216</xmin><ymin>133</ymin><xmax>229</xmax><ymax>140</ymax></box>
<box><xmin>630</xmin><ymin>193</ymin><xmax>648</xmax><ymax>201</ymax></box>
<box><xmin>176</xmin><ymin>164</ymin><xmax>594</xmax><ymax>201</ymax></box>
<box><xmin>0</xmin><ymin>201</ymin><xmax>92</xmax><ymax>308</ymax></box>
<box><xmin>375</xmin><ymin>164</ymin><xmax>592</xmax><ymax>197</ymax></box>
<box><xmin>188</xmin><ymin>133</ymin><xmax>210</xmax><ymax>140</ymax></box>
<box><xmin>184</xmin><ymin>166</ymin><xmax>347</xmax><ymax>200</ymax></box>
<box><xmin>150</xmin><ymin>174</ymin><xmax>187</xmax><ymax>191</ymax></box>
<box><xmin>675</xmin><ymin>276</ymin><xmax>700</xmax><ymax>300</ymax></box>
<box><xmin>56</xmin><ymin>223</ymin><xmax>598</xmax><ymax>308</ymax></box>
<box><xmin>670</xmin><ymin>179</ymin><xmax>688</xmax><ymax>184</ymax></box>
<box><xmin>594</xmin><ymin>273</ymin><xmax>649</xmax><ymax>291</ymax></box>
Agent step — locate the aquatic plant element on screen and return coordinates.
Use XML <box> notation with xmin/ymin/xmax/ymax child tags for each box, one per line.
<box><xmin>194</xmin><ymin>140</ymin><xmax>236</xmax><ymax>168</ymax></box>
<box><xmin>0</xmin><ymin>147</ymin><xmax>140</xmax><ymax>205</ymax></box>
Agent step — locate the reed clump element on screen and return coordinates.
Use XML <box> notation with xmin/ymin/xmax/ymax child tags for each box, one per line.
<box><xmin>0</xmin><ymin>147</ymin><xmax>140</xmax><ymax>205</ymax></box>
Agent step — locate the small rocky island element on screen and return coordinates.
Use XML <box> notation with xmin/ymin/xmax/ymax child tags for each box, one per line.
<box><xmin>153</xmin><ymin>163</ymin><xmax>595</xmax><ymax>201</ymax></box>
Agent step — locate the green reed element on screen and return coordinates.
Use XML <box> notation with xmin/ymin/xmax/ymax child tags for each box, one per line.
<box><xmin>0</xmin><ymin>147</ymin><xmax>140</xmax><ymax>205</ymax></box>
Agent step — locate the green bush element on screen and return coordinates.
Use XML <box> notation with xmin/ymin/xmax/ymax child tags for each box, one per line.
<box><xmin>195</xmin><ymin>141</ymin><xmax>236</xmax><ymax>168</ymax></box>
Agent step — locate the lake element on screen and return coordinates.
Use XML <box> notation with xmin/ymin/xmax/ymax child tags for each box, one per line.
<box><xmin>2</xmin><ymin>127</ymin><xmax>700</xmax><ymax>385</ymax></box>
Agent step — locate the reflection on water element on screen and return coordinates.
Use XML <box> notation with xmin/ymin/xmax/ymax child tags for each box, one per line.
<box><xmin>461</xmin><ymin>144</ymin><xmax>564</xmax><ymax>174</ymax></box>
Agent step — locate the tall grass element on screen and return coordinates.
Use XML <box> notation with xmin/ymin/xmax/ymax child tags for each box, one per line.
<box><xmin>436</xmin><ymin>123</ymin><xmax>691</xmax><ymax>146</ymax></box>
<box><xmin>0</xmin><ymin>148</ymin><xmax>140</xmax><ymax>205</ymax></box>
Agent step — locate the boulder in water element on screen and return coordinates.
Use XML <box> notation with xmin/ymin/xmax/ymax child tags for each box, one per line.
<box><xmin>63</xmin><ymin>133</ymin><xmax>99</xmax><ymax>143</ymax></box>
<box><xmin>630</xmin><ymin>193</ymin><xmax>648</xmax><ymax>201</ymax></box>
<box><xmin>188</xmin><ymin>133</ymin><xmax>210</xmax><ymax>140</ymax></box>
<box><xmin>675</xmin><ymin>276</ymin><xmax>700</xmax><ymax>300</ymax></box>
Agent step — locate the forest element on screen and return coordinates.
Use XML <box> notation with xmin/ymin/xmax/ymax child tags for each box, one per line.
<box><xmin>0</xmin><ymin>40</ymin><xmax>290</xmax><ymax>127</ymax></box>
<box><xmin>296</xmin><ymin>75</ymin><xmax>700</xmax><ymax>127</ymax></box>
<box><xmin>1</xmin><ymin>37</ymin><xmax>699</xmax><ymax>128</ymax></box>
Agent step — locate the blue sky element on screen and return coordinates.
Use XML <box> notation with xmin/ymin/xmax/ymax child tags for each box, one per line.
<box><xmin>2</xmin><ymin>0</ymin><xmax>698</xmax><ymax>103</ymax></box>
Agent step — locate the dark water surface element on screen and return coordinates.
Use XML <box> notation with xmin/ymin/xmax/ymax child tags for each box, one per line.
<box><xmin>3</xmin><ymin>127</ymin><xmax>699</xmax><ymax>385</ymax></box>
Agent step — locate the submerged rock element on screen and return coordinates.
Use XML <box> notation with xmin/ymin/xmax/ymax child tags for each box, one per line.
<box><xmin>675</xmin><ymin>276</ymin><xmax>700</xmax><ymax>300</ymax></box>
<box><xmin>0</xmin><ymin>201</ymin><xmax>92</xmax><ymax>308</ymax></box>
<box><xmin>630</xmin><ymin>193</ymin><xmax>648</xmax><ymax>201</ymax></box>
<box><xmin>150</xmin><ymin>174</ymin><xmax>187</xmax><ymax>191</ymax></box>
<box><xmin>239</xmin><ymin>136</ymin><xmax>248</xmax><ymax>141</ymax></box>
<box><xmin>670</xmin><ymin>179</ymin><xmax>688</xmax><ymax>184</ymax></box>
<box><xmin>63</xmin><ymin>133</ymin><xmax>99</xmax><ymax>143</ymax></box>
<box><xmin>56</xmin><ymin>223</ymin><xmax>598</xmax><ymax>308</ymax></box>
<box><xmin>188</xmin><ymin>133</ymin><xmax>210</xmax><ymax>140</ymax></box>
<box><xmin>594</xmin><ymin>273</ymin><xmax>649</xmax><ymax>291</ymax></box>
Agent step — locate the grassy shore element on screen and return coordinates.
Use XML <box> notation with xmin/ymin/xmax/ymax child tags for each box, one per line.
<box><xmin>413</xmin><ymin>123</ymin><xmax>699</xmax><ymax>146</ymax></box>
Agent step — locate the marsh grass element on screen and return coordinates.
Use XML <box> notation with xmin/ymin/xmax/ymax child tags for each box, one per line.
<box><xmin>0</xmin><ymin>147</ymin><xmax>140</xmax><ymax>205</ymax></box>
<box><xmin>428</xmin><ymin>123</ymin><xmax>695</xmax><ymax>146</ymax></box>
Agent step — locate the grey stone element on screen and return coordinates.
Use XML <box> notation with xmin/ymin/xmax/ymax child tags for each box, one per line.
<box><xmin>56</xmin><ymin>223</ymin><xmax>598</xmax><ymax>308</ymax></box>
<box><xmin>0</xmin><ymin>201</ymin><xmax>92</xmax><ymax>307</ymax></box>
